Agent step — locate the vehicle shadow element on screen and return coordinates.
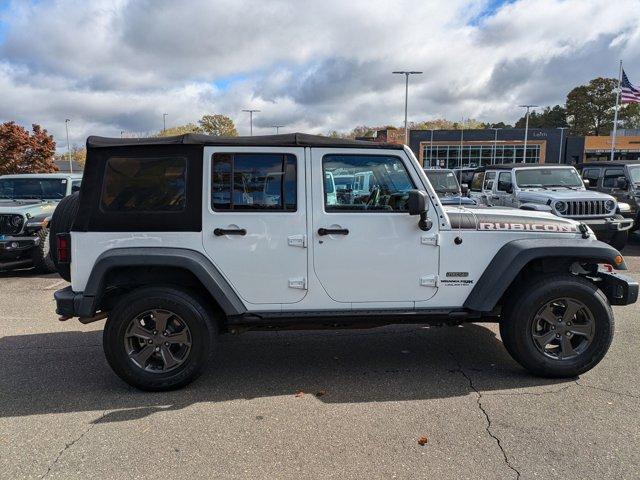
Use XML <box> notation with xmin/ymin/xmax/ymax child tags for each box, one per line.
<box><xmin>0</xmin><ymin>323</ymin><xmax>570</xmax><ymax>423</ymax></box>
<box><xmin>0</xmin><ymin>268</ymin><xmax>60</xmax><ymax>279</ymax></box>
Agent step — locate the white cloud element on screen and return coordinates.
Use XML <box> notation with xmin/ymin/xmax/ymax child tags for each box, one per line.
<box><xmin>0</xmin><ymin>0</ymin><xmax>639</xmax><ymax>149</ymax></box>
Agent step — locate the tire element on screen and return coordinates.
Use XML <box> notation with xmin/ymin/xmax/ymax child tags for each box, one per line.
<box><xmin>103</xmin><ymin>286</ymin><xmax>216</xmax><ymax>391</ymax></box>
<box><xmin>500</xmin><ymin>274</ymin><xmax>614</xmax><ymax>378</ymax></box>
<box><xmin>49</xmin><ymin>192</ymin><xmax>79</xmax><ymax>281</ymax></box>
<box><xmin>608</xmin><ymin>230</ymin><xmax>628</xmax><ymax>252</ymax></box>
<box><xmin>31</xmin><ymin>228</ymin><xmax>56</xmax><ymax>273</ymax></box>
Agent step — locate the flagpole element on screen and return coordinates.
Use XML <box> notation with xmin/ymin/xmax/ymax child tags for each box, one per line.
<box><xmin>610</xmin><ymin>60</ymin><xmax>623</xmax><ymax>162</ymax></box>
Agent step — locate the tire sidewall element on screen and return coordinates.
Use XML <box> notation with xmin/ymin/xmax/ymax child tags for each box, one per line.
<box><xmin>104</xmin><ymin>288</ymin><xmax>215</xmax><ymax>391</ymax></box>
<box><xmin>504</xmin><ymin>276</ymin><xmax>613</xmax><ymax>377</ymax></box>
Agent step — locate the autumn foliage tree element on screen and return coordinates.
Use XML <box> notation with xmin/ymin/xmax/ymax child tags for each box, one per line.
<box><xmin>0</xmin><ymin>122</ymin><xmax>57</xmax><ymax>175</ymax></box>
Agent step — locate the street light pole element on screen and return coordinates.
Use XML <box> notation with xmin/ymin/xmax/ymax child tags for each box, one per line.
<box><xmin>271</xmin><ymin>125</ymin><xmax>284</xmax><ymax>134</ymax></box>
<box><xmin>491</xmin><ymin>127</ymin><xmax>501</xmax><ymax>164</ymax></box>
<box><xmin>242</xmin><ymin>109</ymin><xmax>260</xmax><ymax>136</ymax></box>
<box><xmin>163</xmin><ymin>113</ymin><xmax>168</xmax><ymax>133</ymax></box>
<box><xmin>519</xmin><ymin>105</ymin><xmax>538</xmax><ymax>163</ymax></box>
<box><xmin>392</xmin><ymin>71</ymin><xmax>423</xmax><ymax>145</ymax></box>
<box><xmin>429</xmin><ymin>129</ymin><xmax>434</xmax><ymax>167</ymax></box>
<box><xmin>65</xmin><ymin>119</ymin><xmax>72</xmax><ymax>173</ymax></box>
<box><xmin>557</xmin><ymin>127</ymin><xmax>569</xmax><ymax>163</ymax></box>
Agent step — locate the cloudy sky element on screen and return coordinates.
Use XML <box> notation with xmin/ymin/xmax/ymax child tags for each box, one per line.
<box><xmin>0</xmin><ymin>0</ymin><xmax>639</xmax><ymax>149</ymax></box>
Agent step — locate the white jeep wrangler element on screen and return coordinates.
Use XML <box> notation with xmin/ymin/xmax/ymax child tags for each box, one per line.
<box><xmin>52</xmin><ymin>133</ymin><xmax>638</xmax><ymax>391</ymax></box>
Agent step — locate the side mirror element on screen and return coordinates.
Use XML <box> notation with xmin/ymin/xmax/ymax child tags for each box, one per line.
<box><xmin>485</xmin><ymin>180</ymin><xmax>494</xmax><ymax>191</ymax></box>
<box><xmin>616</xmin><ymin>177</ymin><xmax>629</xmax><ymax>189</ymax></box>
<box><xmin>71</xmin><ymin>185</ymin><xmax>80</xmax><ymax>193</ymax></box>
<box><xmin>407</xmin><ymin>190</ymin><xmax>432</xmax><ymax>231</ymax></box>
<box><xmin>460</xmin><ymin>183</ymin><xmax>469</xmax><ymax>195</ymax></box>
<box><xmin>583</xmin><ymin>178</ymin><xmax>590</xmax><ymax>187</ymax></box>
<box><xmin>506</xmin><ymin>184</ymin><xmax>514</xmax><ymax>194</ymax></box>
<box><xmin>407</xmin><ymin>190</ymin><xmax>428</xmax><ymax>215</ymax></box>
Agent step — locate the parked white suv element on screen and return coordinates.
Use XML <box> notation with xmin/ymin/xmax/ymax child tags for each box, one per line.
<box><xmin>51</xmin><ymin>134</ymin><xmax>637</xmax><ymax>390</ymax></box>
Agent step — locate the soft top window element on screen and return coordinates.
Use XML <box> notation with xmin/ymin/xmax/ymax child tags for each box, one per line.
<box><xmin>101</xmin><ymin>156</ymin><xmax>187</xmax><ymax>212</ymax></box>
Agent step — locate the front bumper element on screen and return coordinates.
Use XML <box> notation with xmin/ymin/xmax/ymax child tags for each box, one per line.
<box><xmin>580</xmin><ymin>216</ymin><xmax>634</xmax><ymax>233</ymax></box>
<box><xmin>595</xmin><ymin>271</ymin><xmax>639</xmax><ymax>306</ymax></box>
<box><xmin>0</xmin><ymin>235</ymin><xmax>39</xmax><ymax>265</ymax></box>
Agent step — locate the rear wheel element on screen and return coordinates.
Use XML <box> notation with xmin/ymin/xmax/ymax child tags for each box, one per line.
<box><xmin>103</xmin><ymin>287</ymin><xmax>216</xmax><ymax>391</ymax></box>
<box><xmin>500</xmin><ymin>274</ymin><xmax>614</xmax><ymax>378</ymax></box>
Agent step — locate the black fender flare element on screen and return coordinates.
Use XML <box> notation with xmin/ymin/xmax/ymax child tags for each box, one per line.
<box><xmin>463</xmin><ymin>238</ymin><xmax>626</xmax><ymax>312</ymax></box>
<box><xmin>77</xmin><ymin>247</ymin><xmax>246</xmax><ymax>317</ymax></box>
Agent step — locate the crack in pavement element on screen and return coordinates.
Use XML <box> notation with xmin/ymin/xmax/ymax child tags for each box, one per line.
<box><xmin>39</xmin><ymin>410</ymin><xmax>109</xmax><ymax>479</ymax></box>
<box><xmin>448</xmin><ymin>350</ymin><xmax>521</xmax><ymax>480</ymax></box>
<box><xmin>574</xmin><ymin>380</ymin><xmax>640</xmax><ymax>400</ymax></box>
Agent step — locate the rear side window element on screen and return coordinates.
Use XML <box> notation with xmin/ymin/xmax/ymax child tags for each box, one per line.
<box><xmin>470</xmin><ymin>172</ymin><xmax>485</xmax><ymax>191</ymax></box>
<box><xmin>211</xmin><ymin>153</ymin><xmax>296</xmax><ymax>211</ymax></box>
<box><xmin>101</xmin><ymin>157</ymin><xmax>186</xmax><ymax>212</ymax></box>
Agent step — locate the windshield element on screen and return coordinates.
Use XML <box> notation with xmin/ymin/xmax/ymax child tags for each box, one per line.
<box><xmin>515</xmin><ymin>168</ymin><xmax>583</xmax><ymax>188</ymax></box>
<box><xmin>628</xmin><ymin>165</ymin><xmax>640</xmax><ymax>184</ymax></box>
<box><xmin>424</xmin><ymin>170</ymin><xmax>459</xmax><ymax>194</ymax></box>
<box><xmin>0</xmin><ymin>178</ymin><xmax>67</xmax><ymax>199</ymax></box>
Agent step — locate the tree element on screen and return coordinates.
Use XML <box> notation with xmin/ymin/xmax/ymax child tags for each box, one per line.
<box><xmin>156</xmin><ymin>123</ymin><xmax>203</xmax><ymax>137</ymax></box>
<box><xmin>514</xmin><ymin>105</ymin><xmax>568</xmax><ymax>129</ymax></box>
<box><xmin>485</xmin><ymin>121</ymin><xmax>513</xmax><ymax>129</ymax></box>
<box><xmin>0</xmin><ymin>121</ymin><xmax>57</xmax><ymax>175</ymax></box>
<box><xmin>198</xmin><ymin>114</ymin><xmax>238</xmax><ymax>136</ymax></box>
<box><xmin>620</xmin><ymin>103</ymin><xmax>640</xmax><ymax>130</ymax></box>
<box><xmin>55</xmin><ymin>144</ymin><xmax>86</xmax><ymax>169</ymax></box>
<box><xmin>566</xmin><ymin>77</ymin><xmax>617</xmax><ymax>135</ymax></box>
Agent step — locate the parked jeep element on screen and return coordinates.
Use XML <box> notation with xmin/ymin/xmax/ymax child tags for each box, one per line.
<box><xmin>51</xmin><ymin>134</ymin><xmax>637</xmax><ymax>391</ymax></box>
<box><xmin>469</xmin><ymin>164</ymin><xmax>633</xmax><ymax>250</ymax></box>
<box><xmin>423</xmin><ymin>168</ymin><xmax>476</xmax><ymax>206</ymax></box>
<box><xmin>0</xmin><ymin>173</ymin><xmax>82</xmax><ymax>272</ymax></box>
<box><xmin>576</xmin><ymin>161</ymin><xmax>640</xmax><ymax>230</ymax></box>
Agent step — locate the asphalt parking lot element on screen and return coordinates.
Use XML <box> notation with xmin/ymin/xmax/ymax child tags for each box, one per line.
<box><xmin>1</xmin><ymin>243</ymin><xmax>639</xmax><ymax>480</ymax></box>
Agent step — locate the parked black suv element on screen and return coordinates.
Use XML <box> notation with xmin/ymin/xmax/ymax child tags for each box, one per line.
<box><xmin>576</xmin><ymin>161</ymin><xmax>640</xmax><ymax>230</ymax></box>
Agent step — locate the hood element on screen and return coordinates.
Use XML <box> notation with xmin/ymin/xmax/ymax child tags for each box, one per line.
<box><xmin>517</xmin><ymin>189</ymin><xmax>614</xmax><ymax>203</ymax></box>
<box><xmin>0</xmin><ymin>199</ymin><xmax>57</xmax><ymax>217</ymax></box>
<box><xmin>445</xmin><ymin>206</ymin><xmax>582</xmax><ymax>233</ymax></box>
<box><xmin>439</xmin><ymin>195</ymin><xmax>477</xmax><ymax>205</ymax></box>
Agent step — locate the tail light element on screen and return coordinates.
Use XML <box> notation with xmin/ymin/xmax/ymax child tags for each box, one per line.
<box><xmin>57</xmin><ymin>233</ymin><xmax>71</xmax><ymax>264</ymax></box>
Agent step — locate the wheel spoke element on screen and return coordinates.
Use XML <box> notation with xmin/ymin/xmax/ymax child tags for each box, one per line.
<box><xmin>560</xmin><ymin>335</ymin><xmax>576</xmax><ymax>358</ymax></box>
<box><xmin>538</xmin><ymin>307</ymin><xmax>558</xmax><ymax>326</ymax></box>
<box><xmin>533</xmin><ymin>330</ymin><xmax>557</xmax><ymax>349</ymax></box>
<box><xmin>152</xmin><ymin>311</ymin><xmax>173</xmax><ymax>333</ymax></box>
<box><xmin>130</xmin><ymin>344</ymin><xmax>155</xmax><ymax>367</ymax></box>
<box><xmin>562</xmin><ymin>300</ymin><xmax>582</xmax><ymax>323</ymax></box>
<box><xmin>160</xmin><ymin>346</ymin><xmax>180</xmax><ymax>370</ymax></box>
<box><xmin>165</xmin><ymin>329</ymin><xmax>190</xmax><ymax>346</ymax></box>
<box><xmin>568</xmin><ymin>323</ymin><xmax>593</xmax><ymax>339</ymax></box>
<box><xmin>128</xmin><ymin>322</ymin><xmax>154</xmax><ymax>341</ymax></box>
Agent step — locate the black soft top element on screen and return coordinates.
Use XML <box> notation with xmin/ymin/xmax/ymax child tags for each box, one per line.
<box><xmin>86</xmin><ymin>132</ymin><xmax>404</xmax><ymax>150</ymax></box>
<box><xmin>575</xmin><ymin>160</ymin><xmax>640</xmax><ymax>168</ymax></box>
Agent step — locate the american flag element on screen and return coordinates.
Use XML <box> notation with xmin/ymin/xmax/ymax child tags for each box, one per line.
<box><xmin>621</xmin><ymin>69</ymin><xmax>640</xmax><ymax>104</ymax></box>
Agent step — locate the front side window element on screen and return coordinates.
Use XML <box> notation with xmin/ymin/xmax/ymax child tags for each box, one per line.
<box><xmin>582</xmin><ymin>168</ymin><xmax>600</xmax><ymax>183</ymax></box>
<box><xmin>322</xmin><ymin>154</ymin><xmax>415</xmax><ymax>212</ymax></box>
<box><xmin>514</xmin><ymin>168</ymin><xmax>583</xmax><ymax>188</ymax></box>
<box><xmin>627</xmin><ymin>165</ymin><xmax>640</xmax><ymax>184</ymax></box>
<box><xmin>603</xmin><ymin>168</ymin><xmax>625</xmax><ymax>188</ymax></box>
<box><xmin>0</xmin><ymin>178</ymin><xmax>67</xmax><ymax>200</ymax></box>
<box><xmin>101</xmin><ymin>156</ymin><xmax>187</xmax><ymax>212</ymax></box>
<box><xmin>211</xmin><ymin>153</ymin><xmax>296</xmax><ymax>211</ymax></box>
<box><xmin>497</xmin><ymin>172</ymin><xmax>512</xmax><ymax>191</ymax></box>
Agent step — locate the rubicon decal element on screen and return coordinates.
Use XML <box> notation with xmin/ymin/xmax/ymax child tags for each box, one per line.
<box><xmin>478</xmin><ymin>222</ymin><xmax>578</xmax><ymax>233</ymax></box>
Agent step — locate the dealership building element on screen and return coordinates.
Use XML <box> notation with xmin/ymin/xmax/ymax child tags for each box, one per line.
<box><xmin>359</xmin><ymin>128</ymin><xmax>640</xmax><ymax>167</ymax></box>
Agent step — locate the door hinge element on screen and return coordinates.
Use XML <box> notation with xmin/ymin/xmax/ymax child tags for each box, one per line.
<box><xmin>420</xmin><ymin>234</ymin><xmax>439</xmax><ymax>246</ymax></box>
<box><xmin>288</xmin><ymin>277</ymin><xmax>307</xmax><ymax>289</ymax></box>
<box><xmin>419</xmin><ymin>274</ymin><xmax>439</xmax><ymax>287</ymax></box>
<box><xmin>287</xmin><ymin>234</ymin><xmax>307</xmax><ymax>248</ymax></box>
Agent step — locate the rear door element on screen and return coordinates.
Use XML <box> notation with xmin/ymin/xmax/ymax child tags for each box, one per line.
<box><xmin>202</xmin><ymin>147</ymin><xmax>308</xmax><ymax>305</ymax></box>
<box><xmin>310</xmin><ymin>149</ymin><xmax>439</xmax><ymax>304</ymax></box>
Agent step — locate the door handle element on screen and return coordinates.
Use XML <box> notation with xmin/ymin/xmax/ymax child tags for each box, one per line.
<box><xmin>318</xmin><ymin>228</ymin><xmax>349</xmax><ymax>236</ymax></box>
<box><xmin>214</xmin><ymin>228</ymin><xmax>247</xmax><ymax>236</ymax></box>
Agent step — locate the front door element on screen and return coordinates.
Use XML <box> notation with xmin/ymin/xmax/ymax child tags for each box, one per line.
<box><xmin>311</xmin><ymin>149</ymin><xmax>439</xmax><ymax>304</ymax></box>
<box><xmin>202</xmin><ymin>147</ymin><xmax>308</xmax><ymax>305</ymax></box>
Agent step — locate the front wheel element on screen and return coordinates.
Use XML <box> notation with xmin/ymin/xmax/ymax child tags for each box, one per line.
<box><xmin>103</xmin><ymin>287</ymin><xmax>216</xmax><ymax>391</ymax></box>
<box><xmin>500</xmin><ymin>274</ymin><xmax>614</xmax><ymax>378</ymax></box>
<box><xmin>32</xmin><ymin>228</ymin><xmax>56</xmax><ymax>273</ymax></box>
